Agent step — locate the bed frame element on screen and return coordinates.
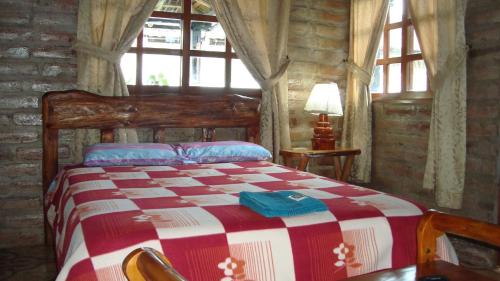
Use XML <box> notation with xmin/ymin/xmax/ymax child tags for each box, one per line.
<box><xmin>42</xmin><ymin>89</ymin><xmax>261</xmax><ymax>241</ymax></box>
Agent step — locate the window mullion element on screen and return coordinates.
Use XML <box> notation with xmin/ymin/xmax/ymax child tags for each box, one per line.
<box><xmin>225</xmin><ymin>39</ymin><xmax>232</xmax><ymax>88</ymax></box>
<box><xmin>383</xmin><ymin>16</ymin><xmax>389</xmax><ymax>94</ymax></box>
<box><xmin>401</xmin><ymin>0</ymin><xmax>409</xmax><ymax>93</ymax></box>
<box><xmin>181</xmin><ymin>0</ymin><xmax>191</xmax><ymax>90</ymax></box>
<box><xmin>137</xmin><ymin>30</ymin><xmax>144</xmax><ymax>90</ymax></box>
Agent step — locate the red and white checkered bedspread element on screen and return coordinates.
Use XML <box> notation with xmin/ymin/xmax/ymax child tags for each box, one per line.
<box><xmin>47</xmin><ymin>161</ymin><xmax>451</xmax><ymax>281</ymax></box>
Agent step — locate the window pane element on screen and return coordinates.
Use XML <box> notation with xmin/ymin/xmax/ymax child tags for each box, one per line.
<box><xmin>143</xmin><ymin>18</ymin><xmax>181</xmax><ymax>49</ymax></box>
<box><xmin>388</xmin><ymin>0</ymin><xmax>403</xmax><ymax>23</ymax></box>
<box><xmin>192</xmin><ymin>0</ymin><xmax>215</xmax><ymax>16</ymax></box>
<box><xmin>121</xmin><ymin>53</ymin><xmax>136</xmax><ymax>85</ymax></box>
<box><xmin>389</xmin><ymin>28</ymin><xmax>402</xmax><ymax>58</ymax></box>
<box><xmin>376</xmin><ymin>35</ymin><xmax>384</xmax><ymax>59</ymax></box>
<box><xmin>231</xmin><ymin>59</ymin><xmax>260</xmax><ymax>89</ymax></box>
<box><xmin>408</xmin><ymin>26</ymin><xmax>421</xmax><ymax>54</ymax></box>
<box><xmin>191</xmin><ymin>21</ymin><xmax>225</xmax><ymax>52</ymax></box>
<box><xmin>155</xmin><ymin>0</ymin><xmax>182</xmax><ymax>13</ymax></box>
<box><xmin>189</xmin><ymin>57</ymin><xmax>225</xmax><ymax>87</ymax></box>
<box><xmin>408</xmin><ymin>60</ymin><xmax>427</xmax><ymax>91</ymax></box>
<box><xmin>388</xmin><ymin>63</ymin><xmax>401</xmax><ymax>93</ymax></box>
<box><xmin>142</xmin><ymin>55</ymin><xmax>181</xmax><ymax>86</ymax></box>
<box><xmin>370</xmin><ymin>65</ymin><xmax>383</xmax><ymax>93</ymax></box>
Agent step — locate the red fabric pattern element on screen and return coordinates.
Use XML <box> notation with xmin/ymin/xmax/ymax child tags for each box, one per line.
<box><xmin>47</xmin><ymin>161</ymin><xmax>437</xmax><ymax>281</ymax></box>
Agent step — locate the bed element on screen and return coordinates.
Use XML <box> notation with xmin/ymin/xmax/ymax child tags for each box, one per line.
<box><xmin>43</xmin><ymin>90</ymin><xmax>455</xmax><ymax>281</ymax></box>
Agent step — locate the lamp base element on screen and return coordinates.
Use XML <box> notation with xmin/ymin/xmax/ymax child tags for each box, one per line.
<box><xmin>311</xmin><ymin>113</ymin><xmax>336</xmax><ymax>150</ymax></box>
<box><xmin>312</xmin><ymin>137</ymin><xmax>335</xmax><ymax>150</ymax></box>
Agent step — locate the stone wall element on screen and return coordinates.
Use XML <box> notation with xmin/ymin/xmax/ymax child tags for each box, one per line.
<box><xmin>287</xmin><ymin>0</ymin><xmax>350</xmax><ymax>176</ymax></box>
<box><xmin>372</xmin><ymin>0</ymin><xmax>500</xmax><ymax>267</ymax></box>
<box><xmin>0</xmin><ymin>0</ymin><xmax>78</xmax><ymax>247</ymax></box>
<box><xmin>0</xmin><ymin>0</ymin><xmax>349</xmax><ymax>248</ymax></box>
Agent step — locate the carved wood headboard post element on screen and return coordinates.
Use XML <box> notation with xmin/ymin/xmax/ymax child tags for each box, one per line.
<box><xmin>42</xmin><ymin>89</ymin><xmax>261</xmax><ymax>242</ymax></box>
<box><xmin>42</xmin><ymin>93</ymin><xmax>59</xmax><ymax>200</ymax></box>
<box><xmin>42</xmin><ymin>92</ymin><xmax>59</xmax><ymax>244</ymax></box>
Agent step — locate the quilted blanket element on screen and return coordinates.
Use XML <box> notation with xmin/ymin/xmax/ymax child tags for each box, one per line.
<box><xmin>47</xmin><ymin>161</ymin><xmax>451</xmax><ymax>281</ymax></box>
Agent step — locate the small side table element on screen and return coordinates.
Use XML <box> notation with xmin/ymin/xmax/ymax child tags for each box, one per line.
<box><xmin>279</xmin><ymin>148</ymin><xmax>361</xmax><ymax>182</ymax></box>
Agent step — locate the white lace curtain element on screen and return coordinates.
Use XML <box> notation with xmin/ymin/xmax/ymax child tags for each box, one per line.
<box><xmin>341</xmin><ymin>0</ymin><xmax>389</xmax><ymax>182</ymax></box>
<box><xmin>209</xmin><ymin>0</ymin><xmax>292</xmax><ymax>160</ymax></box>
<box><xmin>73</xmin><ymin>0</ymin><xmax>158</xmax><ymax>160</ymax></box>
<box><xmin>409</xmin><ymin>0</ymin><xmax>468</xmax><ymax>209</ymax></box>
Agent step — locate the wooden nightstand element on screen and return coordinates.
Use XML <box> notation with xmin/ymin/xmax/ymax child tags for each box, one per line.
<box><xmin>279</xmin><ymin>148</ymin><xmax>361</xmax><ymax>182</ymax></box>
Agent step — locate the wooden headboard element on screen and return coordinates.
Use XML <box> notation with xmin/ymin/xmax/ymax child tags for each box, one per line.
<box><xmin>42</xmin><ymin>90</ymin><xmax>261</xmax><ymax>197</ymax></box>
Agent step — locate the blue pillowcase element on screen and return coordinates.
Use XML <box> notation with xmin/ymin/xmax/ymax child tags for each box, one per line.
<box><xmin>83</xmin><ymin>141</ymin><xmax>272</xmax><ymax>167</ymax></box>
<box><xmin>83</xmin><ymin>143</ymin><xmax>183</xmax><ymax>167</ymax></box>
<box><xmin>176</xmin><ymin>141</ymin><xmax>272</xmax><ymax>164</ymax></box>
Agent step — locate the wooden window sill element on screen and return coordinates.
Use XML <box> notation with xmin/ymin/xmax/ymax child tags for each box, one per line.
<box><xmin>372</xmin><ymin>91</ymin><xmax>432</xmax><ymax>104</ymax></box>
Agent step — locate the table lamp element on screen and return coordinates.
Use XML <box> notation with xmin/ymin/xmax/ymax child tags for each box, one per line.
<box><xmin>304</xmin><ymin>83</ymin><xmax>343</xmax><ymax>150</ymax></box>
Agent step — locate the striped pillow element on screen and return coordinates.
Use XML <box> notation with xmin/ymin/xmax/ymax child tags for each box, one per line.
<box><xmin>83</xmin><ymin>143</ymin><xmax>182</xmax><ymax>167</ymax></box>
<box><xmin>177</xmin><ymin>141</ymin><xmax>272</xmax><ymax>164</ymax></box>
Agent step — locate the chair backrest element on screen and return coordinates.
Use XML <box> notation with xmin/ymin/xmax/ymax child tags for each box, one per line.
<box><xmin>122</xmin><ymin>247</ymin><xmax>188</xmax><ymax>281</ymax></box>
<box><xmin>417</xmin><ymin>210</ymin><xmax>500</xmax><ymax>264</ymax></box>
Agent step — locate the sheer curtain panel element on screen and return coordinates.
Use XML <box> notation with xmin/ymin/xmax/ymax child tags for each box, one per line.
<box><xmin>409</xmin><ymin>0</ymin><xmax>468</xmax><ymax>208</ymax></box>
<box><xmin>72</xmin><ymin>0</ymin><xmax>158</xmax><ymax>160</ymax></box>
<box><xmin>210</xmin><ymin>0</ymin><xmax>292</xmax><ymax>160</ymax></box>
<box><xmin>341</xmin><ymin>0</ymin><xmax>389</xmax><ymax>182</ymax></box>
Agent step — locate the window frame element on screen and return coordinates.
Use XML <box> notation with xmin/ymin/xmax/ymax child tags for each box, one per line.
<box><xmin>372</xmin><ymin>0</ymin><xmax>429</xmax><ymax>100</ymax></box>
<box><xmin>125</xmin><ymin>0</ymin><xmax>261</xmax><ymax>97</ymax></box>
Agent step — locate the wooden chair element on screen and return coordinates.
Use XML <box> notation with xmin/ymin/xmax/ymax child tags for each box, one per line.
<box><xmin>122</xmin><ymin>247</ymin><xmax>188</xmax><ymax>281</ymax></box>
<box><xmin>347</xmin><ymin>210</ymin><xmax>500</xmax><ymax>281</ymax></box>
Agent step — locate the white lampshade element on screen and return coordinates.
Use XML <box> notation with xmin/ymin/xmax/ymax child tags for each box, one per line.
<box><xmin>304</xmin><ymin>83</ymin><xmax>343</xmax><ymax>116</ymax></box>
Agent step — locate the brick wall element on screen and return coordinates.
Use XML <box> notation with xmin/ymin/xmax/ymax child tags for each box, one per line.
<box><xmin>287</xmin><ymin>0</ymin><xmax>349</xmax><ymax>176</ymax></box>
<box><xmin>0</xmin><ymin>0</ymin><xmax>77</xmax><ymax>248</ymax></box>
<box><xmin>372</xmin><ymin>0</ymin><xmax>500</xmax><ymax>267</ymax></box>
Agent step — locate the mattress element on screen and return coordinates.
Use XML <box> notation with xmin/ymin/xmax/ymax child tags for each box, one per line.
<box><xmin>46</xmin><ymin>161</ymin><xmax>454</xmax><ymax>281</ymax></box>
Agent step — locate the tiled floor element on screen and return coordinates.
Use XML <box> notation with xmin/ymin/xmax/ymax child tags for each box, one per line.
<box><xmin>1</xmin><ymin>245</ymin><xmax>499</xmax><ymax>281</ymax></box>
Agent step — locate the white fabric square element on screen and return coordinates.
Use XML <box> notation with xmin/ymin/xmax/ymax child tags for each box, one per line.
<box><xmin>199</xmin><ymin>162</ymin><xmax>242</xmax><ymax>169</ymax></box>
<box><xmin>181</xmin><ymin>194</ymin><xmax>239</xmax><ymax>206</ymax></box>
<box><xmin>348</xmin><ymin>194</ymin><xmax>423</xmax><ymax>217</ymax></box>
<box><xmin>66</xmin><ymin>167</ymin><xmax>105</xmax><ymax>176</ymax></box>
<box><xmin>152</xmin><ymin>177</ymin><xmax>204</xmax><ymax>187</ymax></box>
<box><xmin>293</xmin><ymin>189</ymin><xmax>342</xmax><ymax>199</ymax></box>
<box><xmin>63</xmin><ymin>223</ymin><xmax>88</xmax><ymax>264</ymax></box>
<box><xmin>247</xmin><ymin>165</ymin><xmax>292</xmax><ymax>174</ymax></box>
<box><xmin>228</xmin><ymin>173</ymin><xmax>281</xmax><ymax>183</ymax></box>
<box><xmin>71</xmin><ymin>180</ymin><xmax>117</xmax><ymax>194</ymax></box>
<box><xmin>339</xmin><ymin>217</ymin><xmax>393</xmax><ymax>276</ymax></box>
<box><xmin>226</xmin><ymin>229</ymin><xmax>295</xmax><ymax>281</ymax></box>
<box><xmin>208</xmin><ymin>183</ymin><xmax>267</xmax><ymax>194</ymax></box>
<box><xmin>119</xmin><ymin>188</ymin><xmax>177</xmax><ymax>199</ymax></box>
<box><xmin>178</xmin><ymin>169</ymin><xmax>225</xmax><ymax>177</ymax></box>
<box><xmin>133</xmin><ymin>166</ymin><xmax>177</xmax><ymax>171</ymax></box>
<box><xmin>144</xmin><ymin>207</ymin><xmax>225</xmax><ymax>239</ymax></box>
<box><xmin>107</xmin><ymin>172</ymin><xmax>150</xmax><ymax>180</ymax></box>
<box><xmin>289</xmin><ymin>178</ymin><xmax>343</xmax><ymax>189</ymax></box>
<box><xmin>282</xmin><ymin>210</ymin><xmax>337</xmax><ymax>227</ymax></box>
<box><xmin>55</xmin><ymin>224</ymin><xmax>90</xmax><ymax>281</ymax></box>
<box><xmin>77</xmin><ymin>199</ymin><xmax>139</xmax><ymax>220</ymax></box>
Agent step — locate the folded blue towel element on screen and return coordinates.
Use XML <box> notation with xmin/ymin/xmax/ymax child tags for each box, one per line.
<box><xmin>239</xmin><ymin>191</ymin><xmax>328</xmax><ymax>218</ymax></box>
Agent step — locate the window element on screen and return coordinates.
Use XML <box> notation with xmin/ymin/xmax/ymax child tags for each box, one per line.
<box><xmin>370</xmin><ymin>0</ymin><xmax>428</xmax><ymax>97</ymax></box>
<box><xmin>121</xmin><ymin>0</ymin><xmax>259</xmax><ymax>95</ymax></box>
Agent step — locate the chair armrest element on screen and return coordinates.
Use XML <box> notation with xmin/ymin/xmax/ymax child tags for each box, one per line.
<box><xmin>417</xmin><ymin>210</ymin><xmax>500</xmax><ymax>264</ymax></box>
<box><xmin>122</xmin><ymin>247</ymin><xmax>188</xmax><ymax>281</ymax></box>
